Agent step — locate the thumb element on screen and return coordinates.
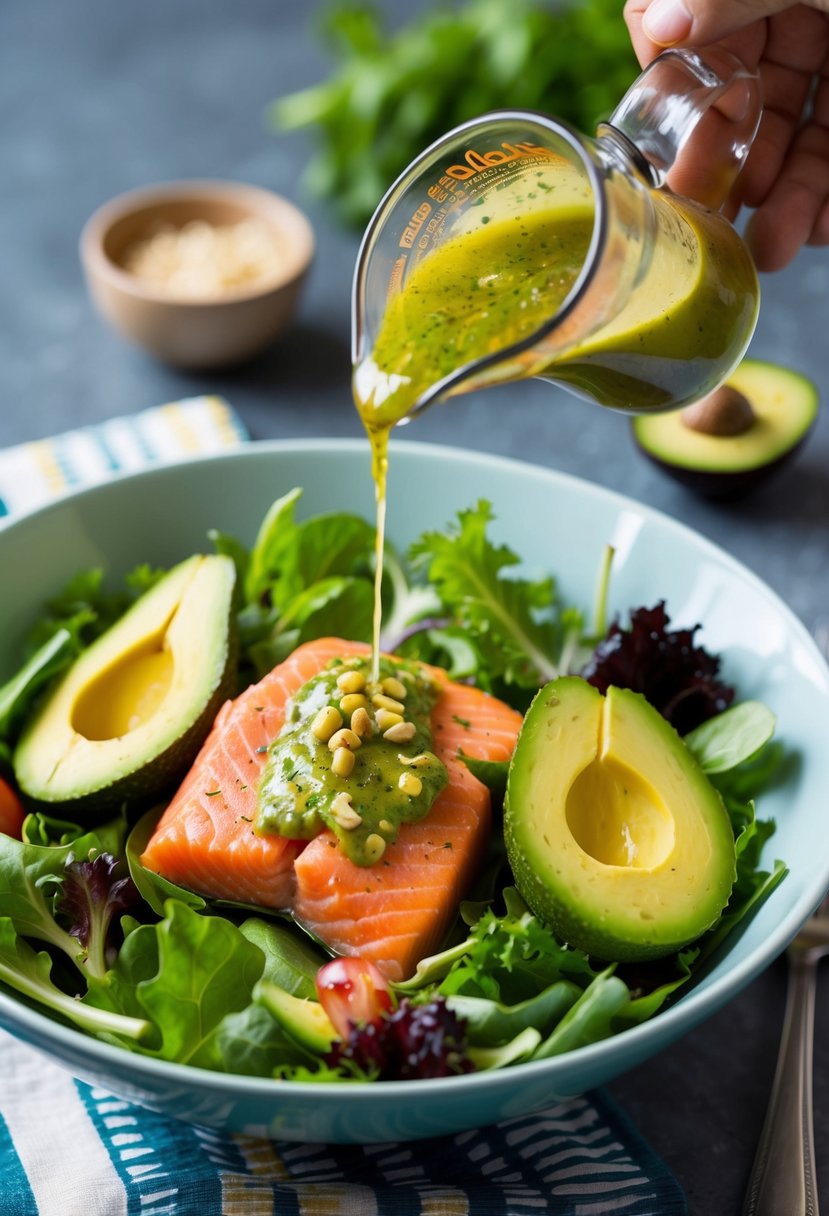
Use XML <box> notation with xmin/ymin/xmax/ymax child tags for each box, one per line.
<box><xmin>641</xmin><ymin>0</ymin><xmax>794</xmax><ymax>46</ymax></box>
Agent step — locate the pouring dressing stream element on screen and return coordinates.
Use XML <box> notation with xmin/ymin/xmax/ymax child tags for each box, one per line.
<box><xmin>352</xmin><ymin>48</ymin><xmax>762</xmax><ymax>679</ymax></box>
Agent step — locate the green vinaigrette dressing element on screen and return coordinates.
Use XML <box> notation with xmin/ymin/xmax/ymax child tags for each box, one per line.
<box><xmin>354</xmin><ymin>197</ymin><xmax>757</xmax><ymax>431</ymax></box>
<box><xmin>256</xmin><ymin>657</ymin><xmax>447</xmax><ymax>867</ymax></box>
<box><xmin>354</xmin><ymin>194</ymin><xmax>757</xmax><ymax>686</ymax></box>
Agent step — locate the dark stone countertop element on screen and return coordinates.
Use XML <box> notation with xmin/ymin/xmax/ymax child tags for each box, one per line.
<box><xmin>1</xmin><ymin>2</ymin><xmax>828</xmax><ymax>1211</ymax></box>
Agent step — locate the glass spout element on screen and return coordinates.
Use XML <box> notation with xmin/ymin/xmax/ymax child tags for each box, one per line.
<box><xmin>601</xmin><ymin>47</ymin><xmax>761</xmax><ymax>208</ymax></box>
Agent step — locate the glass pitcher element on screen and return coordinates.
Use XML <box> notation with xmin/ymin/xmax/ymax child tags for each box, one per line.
<box><xmin>352</xmin><ymin>46</ymin><xmax>762</xmax><ymax>428</ymax></box>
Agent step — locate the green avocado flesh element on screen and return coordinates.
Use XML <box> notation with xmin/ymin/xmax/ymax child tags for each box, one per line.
<box><xmin>14</xmin><ymin>554</ymin><xmax>236</xmax><ymax>815</ymax></box>
<box><xmin>632</xmin><ymin>360</ymin><xmax>818</xmax><ymax>474</ymax></box>
<box><xmin>255</xmin><ymin>981</ymin><xmax>336</xmax><ymax>1053</ymax></box>
<box><xmin>504</xmin><ymin>677</ymin><xmax>736</xmax><ymax>962</ymax></box>
<box><xmin>256</xmin><ymin>656</ymin><xmax>447</xmax><ymax>867</ymax></box>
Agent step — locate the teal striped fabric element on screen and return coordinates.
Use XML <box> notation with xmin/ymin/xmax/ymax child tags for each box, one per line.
<box><xmin>0</xmin><ymin>400</ymin><xmax>686</xmax><ymax>1215</ymax></box>
<box><xmin>1</xmin><ymin>1029</ymin><xmax>685</xmax><ymax>1216</ymax></box>
<box><xmin>0</xmin><ymin>396</ymin><xmax>247</xmax><ymax>519</ymax></box>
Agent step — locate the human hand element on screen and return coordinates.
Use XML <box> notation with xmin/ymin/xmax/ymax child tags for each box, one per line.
<box><xmin>623</xmin><ymin>0</ymin><xmax>829</xmax><ymax>270</ymax></box>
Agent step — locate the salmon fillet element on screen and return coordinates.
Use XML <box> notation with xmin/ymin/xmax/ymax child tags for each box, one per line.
<box><xmin>293</xmin><ymin>669</ymin><xmax>524</xmax><ymax>980</ymax></box>
<box><xmin>141</xmin><ymin>638</ymin><xmax>523</xmax><ymax>979</ymax></box>
<box><xmin>139</xmin><ymin>638</ymin><xmax>351</xmax><ymax>907</ymax></box>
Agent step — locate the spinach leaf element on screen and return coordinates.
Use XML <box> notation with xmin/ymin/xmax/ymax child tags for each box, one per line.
<box><xmin>239</xmin><ymin>918</ymin><xmax>325</xmax><ymax>999</ymax></box>
<box><xmin>458</xmin><ymin>752</ymin><xmax>509</xmax><ymax>801</ymax></box>
<box><xmin>22</xmin><ymin>811</ymin><xmax>88</xmax><ymax>848</ymax></box>
<box><xmin>246</xmin><ymin>577</ymin><xmax>373</xmax><ymax>677</ymax></box>
<box><xmin>231</xmin><ymin>487</ymin><xmax>379</xmax><ymax>676</ymax></box>
<box><xmin>243</xmin><ymin>487</ymin><xmax>304</xmax><ymax>605</ymax></box>
<box><xmin>244</xmin><ymin>487</ymin><xmax>375</xmax><ymax>610</ymax></box>
<box><xmin>87</xmin><ymin>900</ymin><xmax>266</xmax><ymax>1068</ymax></box>
<box><xmin>0</xmin><ymin>630</ymin><xmax>75</xmax><ymax>741</ymax></box>
<box><xmin>467</xmin><ymin>1026</ymin><xmax>542</xmax><ymax>1071</ymax></box>
<box><xmin>447</xmin><ymin>982</ymin><xmax>580</xmax><ymax>1047</ymax></box>
<box><xmin>212</xmin><ymin>1002</ymin><xmax>315</xmax><ymax>1075</ymax></box>
<box><xmin>532</xmin><ymin>969</ymin><xmax>630</xmax><ymax>1059</ymax></box>
<box><xmin>685</xmin><ymin>700</ymin><xmax>776</xmax><ymax>774</ymax></box>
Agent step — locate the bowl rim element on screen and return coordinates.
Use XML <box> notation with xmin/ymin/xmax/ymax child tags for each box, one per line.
<box><xmin>1</xmin><ymin>435</ymin><xmax>828</xmax><ymax>1103</ymax></box>
<box><xmin>79</xmin><ymin>178</ymin><xmax>316</xmax><ymax>307</ymax></box>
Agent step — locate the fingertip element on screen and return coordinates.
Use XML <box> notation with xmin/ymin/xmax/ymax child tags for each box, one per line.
<box><xmin>641</xmin><ymin>0</ymin><xmax>693</xmax><ymax>47</ymax></box>
<box><xmin>745</xmin><ymin>210</ymin><xmax>799</xmax><ymax>273</ymax></box>
<box><xmin>807</xmin><ymin>199</ymin><xmax>829</xmax><ymax>248</ymax></box>
<box><xmin>623</xmin><ymin>0</ymin><xmax>664</xmax><ymax>66</ymax></box>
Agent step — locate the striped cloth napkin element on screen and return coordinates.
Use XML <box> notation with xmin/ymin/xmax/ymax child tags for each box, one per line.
<box><xmin>0</xmin><ymin>396</ymin><xmax>247</xmax><ymax>518</ymax></box>
<box><xmin>0</xmin><ymin>398</ymin><xmax>687</xmax><ymax>1216</ymax></box>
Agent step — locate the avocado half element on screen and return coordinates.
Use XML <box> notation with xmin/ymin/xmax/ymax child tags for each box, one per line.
<box><xmin>631</xmin><ymin>359</ymin><xmax>819</xmax><ymax>498</ymax></box>
<box><xmin>504</xmin><ymin>677</ymin><xmax>736</xmax><ymax>962</ymax></box>
<box><xmin>14</xmin><ymin>554</ymin><xmax>236</xmax><ymax>817</ymax></box>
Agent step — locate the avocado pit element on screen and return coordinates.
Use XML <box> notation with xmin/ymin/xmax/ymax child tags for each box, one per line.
<box><xmin>680</xmin><ymin>384</ymin><xmax>756</xmax><ymax>438</ymax></box>
<box><xmin>632</xmin><ymin>359</ymin><xmax>819</xmax><ymax>498</ymax></box>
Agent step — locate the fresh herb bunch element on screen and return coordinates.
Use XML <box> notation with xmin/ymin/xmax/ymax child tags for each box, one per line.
<box><xmin>272</xmin><ymin>0</ymin><xmax>640</xmax><ymax>225</ymax></box>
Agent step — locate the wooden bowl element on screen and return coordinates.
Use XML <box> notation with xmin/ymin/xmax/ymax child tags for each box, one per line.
<box><xmin>80</xmin><ymin>180</ymin><xmax>314</xmax><ymax>369</ymax></box>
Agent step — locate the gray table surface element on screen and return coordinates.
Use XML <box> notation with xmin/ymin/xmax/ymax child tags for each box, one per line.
<box><xmin>2</xmin><ymin>1</ymin><xmax>828</xmax><ymax>1211</ymax></box>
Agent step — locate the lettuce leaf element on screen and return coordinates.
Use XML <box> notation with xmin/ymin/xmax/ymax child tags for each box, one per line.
<box><xmin>0</xmin><ymin>827</ymin><xmax>122</xmax><ymax>969</ymax></box>
<box><xmin>85</xmin><ymin>901</ymin><xmax>266</xmax><ymax>1068</ymax></box>
<box><xmin>0</xmin><ymin>918</ymin><xmax>148</xmax><ymax>1041</ymax></box>
<box><xmin>437</xmin><ymin>889</ymin><xmax>597</xmax><ymax>1004</ymax></box>
<box><xmin>410</xmin><ymin>501</ymin><xmax>579</xmax><ymax>690</ymax></box>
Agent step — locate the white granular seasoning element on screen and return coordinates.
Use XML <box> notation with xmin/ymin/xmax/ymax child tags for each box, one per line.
<box><xmin>123</xmin><ymin>218</ymin><xmax>285</xmax><ymax>298</ymax></box>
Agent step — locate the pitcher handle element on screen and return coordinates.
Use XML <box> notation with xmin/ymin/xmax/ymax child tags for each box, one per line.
<box><xmin>599</xmin><ymin>47</ymin><xmax>761</xmax><ymax>208</ymax></box>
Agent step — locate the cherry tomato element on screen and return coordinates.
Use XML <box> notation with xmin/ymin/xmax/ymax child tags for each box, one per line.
<box><xmin>315</xmin><ymin>957</ymin><xmax>394</xmax><ymax>1038</ymax></box>
<box><xmin>0</xmin><ymin>776</ymin><xmax>25</xmax><ymax>839</ymax></box>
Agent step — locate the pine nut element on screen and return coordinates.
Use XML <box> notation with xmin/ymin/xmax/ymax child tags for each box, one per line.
<box><xmin>364</xmin><ymin>833</ymin><xmax>386</xmax><ymax>863</ymax></box>
<box><xmin>339</xmin><ymin>692</ymin><xmax>368</xmax><ymax>715</ymax></box>
<box><xmin>328</xmin><ymin>727</ymin><xmax>362</xmax><ymax>752</ymax></box>
<box><xmin>350</xmin><ymin>706</ymin><xmax>373</xmax><ymax>738</ymax></box>
<box><xmin>375</xmin><ymin>708</ymin><xmax>403</xmax><ymax>732</ymax></box>
<box><xmin>331</xmin><ymin>791</ymin><xmax>362</xmax><ymax>830</ymax></box>
<box><xmin>311</xmin><ymin>705</ymin><xmax>343</xmax><ymax>742</ymax></box>
<box><xmin>398</xmin><ymin>752</ymin><xmax>432</xmax><ymax>768</ymax></box>
<box><xmin>337</xmin><ymin>670</ymin><xmax>366</xmax><ymax>694</ymax></box>
<box><xmin>372</xmin><ymin>693</ymin><xmax>406</xmax><ymax>714</ymax></box>
<box><xmin>332</xmin><ymin>746</ymin><xmax>355</xmax><ymax>778</ymax></box>
<box><xmin>379</xmin><ymin>819</ymin><xmax>394</xmax><ymax>834</ymax></box>
<box><xmin>398</xmin><ymin>772</ymin><xmax>423</xmax><ymax>797</ymax></box>
<box><xmin>384</xmin><ymin>721</ymin><xmax>416</xmax><ymax>743</ymax></box>
<box><xmin>382</xmin><ymin>676</ymin><xmax>408</xmax><ymax>700</ymax></box>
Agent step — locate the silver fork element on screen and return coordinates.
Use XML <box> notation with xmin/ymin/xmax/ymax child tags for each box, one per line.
<box><xmin>742</xmin><ymin>893</ymin><xmax>829</xmax><ymax>1215</ymax></box>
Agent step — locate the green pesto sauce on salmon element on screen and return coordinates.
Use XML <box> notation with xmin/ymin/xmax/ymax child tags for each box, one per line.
<box><xmin>256</xmin><ymin>656</ymin><xmax>448</xmax><ymax>867</ymax></box>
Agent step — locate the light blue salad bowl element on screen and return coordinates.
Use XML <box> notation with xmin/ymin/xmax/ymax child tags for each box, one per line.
<box><xmin>1</xmin><ymin>437</ymin><xmax>827</xmax><ymax>1143</ymax></box>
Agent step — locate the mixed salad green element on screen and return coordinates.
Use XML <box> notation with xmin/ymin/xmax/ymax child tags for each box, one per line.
<box><xmin>0</xmin><ymin>492</ymin><xmax>787</xmax><ymax>1082</ymax></box>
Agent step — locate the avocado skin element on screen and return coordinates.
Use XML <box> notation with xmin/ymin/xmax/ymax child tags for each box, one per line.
<box><xmin>631</xmin><ymin>359</ymin><xmax>819</xmax><ymax>500</ymax></box>
<box><xmin>635</xmin><ymin>435</ymin><xmax>812</xmax><ymax>500</ymax></box>
<box><xmin>14</xmin><ymin>555</ymin><xmax>237</xmax><ymax>820</ymax></box>
<box><xmin>504</xmin><ymin>677</ymin><xmax>736</xmax><ymax>963</ymax></box>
